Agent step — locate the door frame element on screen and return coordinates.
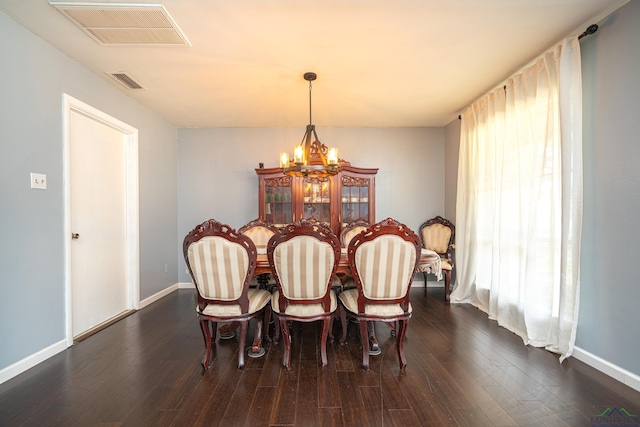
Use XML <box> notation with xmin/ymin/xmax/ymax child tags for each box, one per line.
<box><xmin>63</xmin><ymin>94</ymin><xmax>140</xmax><ymax>347</ymax></box>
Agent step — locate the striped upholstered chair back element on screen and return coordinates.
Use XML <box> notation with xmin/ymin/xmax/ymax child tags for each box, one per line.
<box><xmin>268</xmin><ymin>220</ymin><xmax>340</xmax><ymax>308</ymax></box>
<box><xmin>184</xmin><ymin>220</ymin><xmax>257</xmax><ymax>314</ymax></box>
<box><xmin>337</xmin><ymin>220</ymin><xmax>371</xmax><ymax>290</ymax></box>
<box><xmin>353</xmin><ymin>235</ymin><xmax>417</xmax><ymax>301</ymax></box>
<box><xmin>238</xmin><ymin>219</ymin><xmax>280</xmax><ymax>289</ymax></box>
<box><xmin>348</xmin><ymin>218</ymin><xmax>421</xmax><ymax>308</ymax></box>
<box><xmin>239</xmin><ymin>219</ymin><xmax>279</xmax><ymax>254</ymax></box>
<box><xmin>340</xmin><ymin>220</ymin><xmax>370</xmax><ymax>249</ymax></box>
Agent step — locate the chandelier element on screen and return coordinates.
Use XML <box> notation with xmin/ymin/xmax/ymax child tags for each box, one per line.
<box><xmin>279</xmin><ymin>72</ymin><xmax>339</xmax><ymax>177</ymax></box>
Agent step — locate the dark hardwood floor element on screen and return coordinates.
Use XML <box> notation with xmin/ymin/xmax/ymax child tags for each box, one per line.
<box><xmin>1</xmin><ymin>287</ymin><xmax>639</xmax><ymax>426</ymax></box>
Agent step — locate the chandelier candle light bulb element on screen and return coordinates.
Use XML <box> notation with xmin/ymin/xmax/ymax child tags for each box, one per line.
<box><xmin>327</xmin><ymin>148</ymin><xmax>338</xmax><ymax>165</ymax></box>
<box><xmin>280</xmin><ymin>152</ymin><xmax>289</xmax><ymax>168</ymax></box>
<box><xmin>293</xmin><ymin>145</ymin><xmax>304</xmax><ymax>164</ymax></box>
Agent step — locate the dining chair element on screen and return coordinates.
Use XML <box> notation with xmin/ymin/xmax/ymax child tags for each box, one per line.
<box><xmin>239</xmin><ymin>219</ymin><xmax>280</xmax><ymax>253</ymax></box>
<box><xmin>340</xmin><ymin>220</ymin><xmax>371</xmax><ymax>249</ymax></box>
<box><xmin>239</xmin><ymin>219</ymin><xmax>280</xmax><ymax>289</ymax></box>
<box><xmin>207</xmin><ymin>219</ymin><xmax>279</xmax><ymax>341</ymax></box>
<box><xmin>338</xmin><ymin>220</ymin><xmax>370</xmax><ymax>290</ymax></box>
<box><xmin>338</xmin><ymin>218</ymin><xmax>421</xmax><ymax>371</ymax></box>
<box><xmin>267</xmin><ymin>219</ymin><xmax>341</xmax><ymax>369</ymax></box>
<box><xmin>418</xmin><ymin>216</ymin><xmax>455</xmax><ymax>300</ymax></box>
<box><xmin>183</xmin><ymin>219</ymin><xmax>272</xmax><ymax>370</ymax></box>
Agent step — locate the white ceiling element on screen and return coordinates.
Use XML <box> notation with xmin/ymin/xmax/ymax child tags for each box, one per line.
<box><xmin>0</xmin><ymin>0</ymin><xmax>628</xmax><ymax>128</ymax></box>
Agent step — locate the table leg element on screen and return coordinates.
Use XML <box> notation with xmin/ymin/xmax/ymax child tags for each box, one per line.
<box><xmin>218</xmin><ymin>322</ymin><xmax>238</xmax><ymax>339</ymax></box>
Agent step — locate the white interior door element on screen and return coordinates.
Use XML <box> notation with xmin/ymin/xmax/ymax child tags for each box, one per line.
<box><xmin>64</xmin><ymin>95</ymin><xmax>139</xmax><ymax>342</ymax></box>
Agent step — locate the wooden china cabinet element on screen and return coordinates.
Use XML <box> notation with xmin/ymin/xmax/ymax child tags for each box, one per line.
<box><xmin>256</xmin><ymin>149</ymin><xmax>378</xmax><ymax>236</ymax></box>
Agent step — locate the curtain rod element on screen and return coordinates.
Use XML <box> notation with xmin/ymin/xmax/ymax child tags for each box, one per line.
<box><xmin>578</xmin><ymin>24</ymin><xmax>598</xmax><ymax>40</ymax></box>
<box><xmin>458</xmin><ymin>24</ymin><xmax>599</xmax><ymax>120</ymax></box>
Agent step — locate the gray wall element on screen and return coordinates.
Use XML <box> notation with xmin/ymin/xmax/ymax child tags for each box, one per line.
<box><xmin>577</xmin><ymin>0</ymin><xmax>640</xmax><ymax>375</ymax></box>
<box><xmin>0</xmin><ymin>13</ymin><xmax>178</xmax><ymax>370</ymax></box>
<box><xmin>443</xmin><ymin>0</ymin><xmax>640</xmax><ymax>377</ymax></box>
<box><xmin>177</xmin><ymin>127</ymin><xmax>445</xmax><ymax>282</ymax></box>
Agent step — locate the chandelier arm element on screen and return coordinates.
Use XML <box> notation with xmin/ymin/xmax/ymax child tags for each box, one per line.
<box><xmin>312</xmin><ymin>126</ymin><xmax>320</xmax><ymax>142</ymax></box>
<box><xmin>300</xmin><ymin>126</ymin><xmax>310</xmax><ymax>146</ymax></box>
<box><xmin>304</xmin><ymin>125</ymin><xmax>313</xmax><ymax>165</ymax></box>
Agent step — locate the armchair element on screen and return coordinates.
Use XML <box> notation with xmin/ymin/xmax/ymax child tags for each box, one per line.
<box><xmin>419</xmin><ymin>216</ymin><xmax>455</xmax><ymax>300</ymax></box>
<box><xmin>338</xmin><ymin>218</ymin><xmax>421</xmax><ymax>371</ymax></box>
<box><xmin>183</xmin><ymin>219</ymin><xmax>271</xmax><ymax>369</ymax></box>
<box><xmin>337</xmin><ymin>220</ymin><xmax>370</xmax><ymax>290</ymax></box>
<box><xmin>267</xmin><ymin>219</ymin><xmax>341</xmax><ymax>369</ymax></box>
<box><xmin>239</xmin><ymin>219</ymin><xmax>280</xmax><ymax>289</ymax></box>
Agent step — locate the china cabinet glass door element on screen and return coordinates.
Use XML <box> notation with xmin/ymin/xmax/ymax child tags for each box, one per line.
<box><xmin>303</xmin><ymin>177</ymin><xmax>331</xmax><ymax>224</ymax></box>
<box><xmin>340</xmin><ymin>176</ymin><xmax>371</xmax><ymax>227</ymax></box>
<box><xmin>265</xmin><ymin>178</ymin><xmax>292</xmax><ymax>227</ymax></box>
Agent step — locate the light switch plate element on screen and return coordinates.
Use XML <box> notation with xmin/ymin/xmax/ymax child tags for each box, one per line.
<box><xmin>31</xmin><ymin>173</ymin><xmax>47</xmax><ymax>190</ymax></box>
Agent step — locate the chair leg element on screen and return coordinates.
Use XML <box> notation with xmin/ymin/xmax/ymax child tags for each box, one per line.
<box><xmin>358</xmin><ymin>319</ymin><xmax>370</xmax><ymax>371</ymax></box>
<box><xmin>263</xmin><ymin>306</ymin><xmax>272</xmax><ymax>342</ymax></box>
<box><xmin>443</xmin><ymin>270</ymin><xmax>452</xmax><ymax>301</ymax></box>
<box><xmin>237</xmin><ymin>321</ymin><xmax>248</xmax><ymax>370</ymax></box>
<box><xmin>199</xmin><ymin>319</ymin><xmax>213</xmax><ymax>369</ymax></box>
<box><xmin>272</xmin><ymin>312</ymin><xmax>280</xmax><ymax>344</ymax></box>
<box><xmin>210</xmin><ymin>320</ymin><xmax>218</xmax><ymax>342</ymax></box>
<box><xmin>395</xmin><ymin>319</ymin><xmax>409</xmax><ymax>371</ymax></box>
<box><xmin>280</xmin><ymin>318</ymin><xmax>292</xmax><ymax>370</ymax></box>
<box><xmin>339</xmin><ymin>305</ymin><xmax>348</xmax><ymax>344</ymax></box>
<box><xmin>423</xmin><ymin>271</ymin><xmax>428</xmax><ymax>295</ymax></box>
<box><xmin>328</xmin><ymin>314</ymin><xmax>335</xmax><ymax>343</ymax></box>
<box><xmin>320</xmin><ymin>317</ymin><xmax>331</xmax><ymax>368</ymax></box>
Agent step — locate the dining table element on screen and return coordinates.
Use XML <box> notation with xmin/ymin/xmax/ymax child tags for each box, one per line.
<box><xmin>253</xmin><ymin>247</ymin><xmax>442</xmax><ymax>280</ymax></box>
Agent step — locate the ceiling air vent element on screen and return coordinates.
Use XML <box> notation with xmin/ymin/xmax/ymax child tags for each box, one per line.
<box><xmin>107</xmin><ymin>72</ymin><xmax>144</xmax><ymax>89</ymax></box>
<box><xmin>49</xmin><ymin>2</ymin><xmax>190</xmax><ymax>46</ymax></box>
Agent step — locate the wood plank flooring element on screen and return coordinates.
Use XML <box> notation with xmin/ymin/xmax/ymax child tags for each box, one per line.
<box><xmin>1</xmin><ymin>287</ymin><xmax>639</xmax><ymax>426</ymax></box>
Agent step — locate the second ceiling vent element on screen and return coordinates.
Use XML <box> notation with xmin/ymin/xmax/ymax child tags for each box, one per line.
<box><xmin>106</xmin><ymin>72</ymin><xmax>145</xmax><ymax>90</ymax></box>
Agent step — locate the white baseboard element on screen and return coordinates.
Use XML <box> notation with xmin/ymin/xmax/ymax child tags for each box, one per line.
<box><xmin>138</xmin><ymin>283</ymin><xmax>193</xmax><ymax>309</ymax></box>
<box><xmin>572</xmin><ymin>346</ymin><xmax>640</xmax><ymax>392</ymax></box>
<box><xmin>139</xmin><ymin>283</ymin><xmax>179</xmax><ymax>309</ymax></box>
<box><xmin>412</xmin><ymin>273</ymin><xmax>444</xmax><ymax>288</ymax></box>
<box><xmin>178</xmin><ymin>281</ymin><xmax>194</xmax><ymax>289</ymax></box>
<box><xmin>426</xmin><ymin>281</ymin><xmax>445</xmax><ymax>288</ymax></box>
<box><xmin>0</xmin><ymin>339</ymin><xmax>67</xmax><ymax>385</ymax></box>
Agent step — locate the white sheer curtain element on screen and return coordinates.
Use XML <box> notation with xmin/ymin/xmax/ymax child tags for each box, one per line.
<box><xmin>451</xmin><ymin>37</ymin><xmax>583</xmax><ymax>361</ymax></box>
